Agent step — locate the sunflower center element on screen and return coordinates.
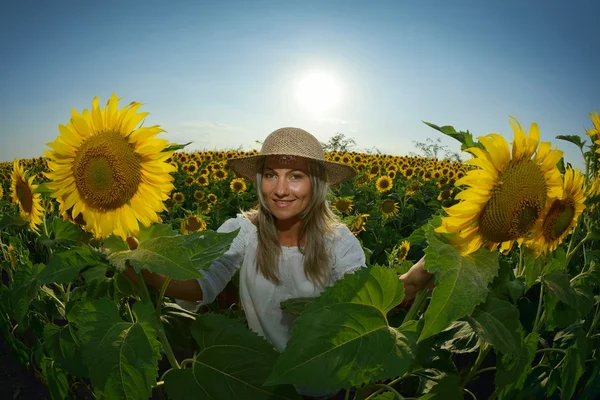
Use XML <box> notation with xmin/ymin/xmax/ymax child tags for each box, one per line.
<box><xmin>381</xmin><ymin>200</ymin><xmax>396</xmax><ymax>214</ymax></box>
<box><xmin>542</xmin><ymin>198</ymin><xmax>576</xmax><ymax>240</ymax></box>
<box><xmin>479</xmin><ymin>160</ymin><xmax>546</xmax><ymax>243</ymax></box>
<box><xmin>72</xmin><ymin>131</ymin><xmax>141</xmax><ymax>211</ymax></box>
<box><xmin>186</xmin><ymin>216</ymin><xmax>203</xmax><ymax>231</ymax></box>
<box><xmin>16</xmin><ymin>178</ymin><xmax>33</xmax><ymax>213</ymax></box>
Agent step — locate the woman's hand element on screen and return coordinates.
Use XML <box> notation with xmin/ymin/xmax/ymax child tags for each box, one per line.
<box><xmin>399</xmin><ymin>257</ymin><xmax>433</xmax><ymax>304</ymax></box>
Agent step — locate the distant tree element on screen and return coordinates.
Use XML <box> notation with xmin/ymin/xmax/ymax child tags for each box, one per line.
<box><xmin>321</xmin><ymin>133</ymin><xmax>356</xmax><ymax>152</ymax></box>
<box><xmin>411</xmin><ymin>138</ymin><xmax>462</xmax><ymax>162</ymax></box>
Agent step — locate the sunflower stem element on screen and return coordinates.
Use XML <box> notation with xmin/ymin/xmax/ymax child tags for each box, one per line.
<box><xmin>403</xmin><ymin>282</ymin><xmax>430</xmax><ymax>322</ymax></box>
<box><xmin>461</xmin><ymin>342</ymin><xmax>490</xmax><ymax>388</ymax></box>
<box><xmin>136</xmin><ymin>270</ymin><xmax>180</xmax><ymax>370</ymax></box>
<box><xmin>587</xmin><ymin>303</ymin><xmax>600</xmax><ymax>338</ymax></box>
<box><xmin>566</xmin><ymin>232</ymin><xmax>591</xmax><ymax>265</ymax></box>
<box><xmin>532</xmin><ymin>283</ymin><xmax>544</xmax><ymax>334</ymax></box>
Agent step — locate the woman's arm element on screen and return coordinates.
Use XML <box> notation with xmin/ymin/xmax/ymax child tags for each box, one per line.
<box><xmin>399</xmin><ymin>256</ymin><xmax>433</xmax><ymax>303</ymax></box>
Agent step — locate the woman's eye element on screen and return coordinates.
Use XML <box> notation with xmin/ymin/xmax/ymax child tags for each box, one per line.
<box><xmin>290</xmin><ymin>174</ymin><xmax>303</xmax><ymax>180</ymax></box>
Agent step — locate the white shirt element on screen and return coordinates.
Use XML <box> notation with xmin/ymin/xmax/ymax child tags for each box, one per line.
<box><xmin>180</xmin><ymin>214</ymin><xmax>366</xmax><ymax>353</ymax></box>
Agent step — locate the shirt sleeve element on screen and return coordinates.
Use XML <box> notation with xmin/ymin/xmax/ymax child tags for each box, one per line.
<box><xmin>176</xmin><ymin>217</ymin><xmax>247</xmax><ymax>311</ymax></box>
<box><xmin>331</xmin><ymin>224</ymin><xmax>367</xmax><ymax>282</ymax></box>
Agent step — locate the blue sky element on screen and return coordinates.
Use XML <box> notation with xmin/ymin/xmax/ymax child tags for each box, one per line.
<box><xmin>1</xmin><ymin>0</ymin><xmax>598</xmax><ymax>170</ymax></box>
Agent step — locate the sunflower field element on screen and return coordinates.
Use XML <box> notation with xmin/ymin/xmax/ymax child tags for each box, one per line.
<box><xmin>0</xmin><ymin>95</ymin><xmax>599</xmax><ymax>400</ymax></box>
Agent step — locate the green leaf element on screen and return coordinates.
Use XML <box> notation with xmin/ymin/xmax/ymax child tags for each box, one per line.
<box><xmin>267</xmin><ymin>266</ymin><xmax>418</xmax><ymax>390</ymax></box>
<box><xmin>543</xmin><ymin>270</ymin><xmax>578</xmax><ymax>309</ymax></box>
<box><xmin>138</xmin><ymin>223</ymin><xmax>178</xmax><ymax>242</ymax></box>
<box><xmin>280</xmin><ymin>297</ymin><xmax>314</xmax><ymax>317</ymax></box>
<box><xmin>43</xmin><ymin>323</ymin><xmax>88</xmax><ymax>377</ymax></box>
<box><xmin>32</xmin><ymin>182</ymin><xmax>53</xmax><ymax>194</ymax></box>
<box><xmin>38</xmin><ymin>246</ymin><xmax>105</xmax><ymax>284</ymax></box>
<box><xmin>68</xmin><ymin>299</ymin><xmax>161</xmax><ymax>400</ymax></box>
<box><xmin>164</xmin><ymin>313</ymin><xmax>300</xmax><ymax>400</ymax></box>
<box><xmin>38</xmin><ymin>354</ymin><xmax>70</xmax><ymax>400</ymax></box>
<box><xmin>556</xmin><ymin>134</ymin><xmax>586</xmax><ymax>151</ymax></box>
<box><xmin>418</xmin><ymin>375</ymin><xmax>463</xmax><ymax>399</ymax></box>
<box><xmin>422</xmin><ymin>121</ymin><xmax>483</xmax><ymax>151</ymax></box>
<box><xmin>108</xmin><ymin>229</ymin><xmax>239</xmax><ymax>280</ymax></box>
<box><xmin>101</xmin><ymin>234</ymin><xmax>129</xmax><ymax>253</ymax></box>
<box><xmin>561</xmin><ymin>328</ymin><xmax>590</xmax><ymax>400</ymax></box>
<box><xmin>162</xmin><ymin>141</ymin><xmax>192</xmax><ymax>152</ymax></box>
<box><xmin>10</xmin><ymin>261</ymin><xmax>43</xmax><ymax>326</ymax></box>
<box><xmin>0</xmin><ymin>213</ymin><xmax>28</xmax><ymax>228</ymax></box>
<box><xmin>467</xmin><ymin>297</ymin><xmax>524</xmax><ymax>355</ymax></box>
<box><xmin>495</xmin><ymin>332</ymin><xmax>539</xmax><ymax>397</ymax></box>
<box><xmin>420</xmin><ymin>231</ymin><xmax>499</xmax><ymax>341</ymax></box>
<box><xmin>437</xmin><ymin>321</ymin><xmax>479</xmax><ymax>354</ymax></box>
<box><xmin>578</xmin><ymin>352</ymin><xmax>600</xmax><ymax>400</ymax></box>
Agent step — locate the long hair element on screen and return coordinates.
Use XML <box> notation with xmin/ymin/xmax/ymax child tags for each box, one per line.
<box><xmin>242</xmin><ymin>157</ymin><xmax>340</xmax><ymax>287</ymax></box>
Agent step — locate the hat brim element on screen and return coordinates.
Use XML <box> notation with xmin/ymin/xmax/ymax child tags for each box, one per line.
<box><xmin>227</xmin><ymin>154</ymin><xmax>356</xmax><ymax>186</ymax></box>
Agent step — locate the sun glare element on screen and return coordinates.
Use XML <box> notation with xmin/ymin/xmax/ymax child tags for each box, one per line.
<box><xmin>296</xmin><ymin>72</ymin><xmax>341</xmax><ymax>115</ymax></box>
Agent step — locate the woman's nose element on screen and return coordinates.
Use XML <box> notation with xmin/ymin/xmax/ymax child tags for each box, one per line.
<box><xmin>275</xmin><ymin>178</ymin><xmax>290</xmax><ymax>196</ymax></box>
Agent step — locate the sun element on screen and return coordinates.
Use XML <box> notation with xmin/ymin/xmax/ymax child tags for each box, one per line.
<box><xmin>296</xmin><ymin>72</ymin><xmax>341</xmax><ymax>115</ymax></box>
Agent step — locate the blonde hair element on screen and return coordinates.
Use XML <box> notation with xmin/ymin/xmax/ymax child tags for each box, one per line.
<box><xmin>242</xmin><ymin>158</ymin><xmax>340</xmax><ymax>287</ymax></box>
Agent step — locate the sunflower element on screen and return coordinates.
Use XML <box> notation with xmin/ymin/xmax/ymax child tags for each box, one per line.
<box><xmin>207</xmin><ymin>193</ymin><xmax>218</xmax><ymax>204</ymax></box>
<box><xmin>435</xmin><ymin>117</ymin><xmax>563</xmax><ymax>255</ymax></box>
<box><xmin>398</xmin><ymin>240</ymin><xmax>410</xmax><ymax>262</ymax></box>
<box><xmin>193</xmin><ymin>190</ymin><xmax>205</xmax><ymax>201</ymax></box>
<box><xmin>213</xmin><ymin>169</ymin><xmax>228</xmax><ymax>181</ymax></box>
<box><xmin>10</xmin><ymin>160</ymin><xmax>44</xmax><ymax>231</ymax></box>
<box><xmin>437</xmin><ymin>189</ymin><xmax>453</xmax><ymax>201</ymax></box>
<box><xmin>230</xmin><ymin>178</ymin><xmax>247</xmax><ymax>193</ymax></box>
<box><xmin>0</xmin><ymin>184</ymin><xmax>3</xmax><ymax>199</ymax></box>
<box><xmin>44</xmin><ymin>94</ymin><xmax>176</xmax><ymax>240</ymax></box>
<box><xmin>375</xmin><ymin>176</ymin><xmax>393</xmax><ymax>193</ymax></box>
<box><xmin>525</xmin><ymin>168</ymin><xmax>586</xmax><ymax>255</ymax></box>
<box><xmin>197</xmin><ymin>175</ymin><xmax>210</xmax><ymax>187</ymax></box>
<box><xmin>332</xmin><ymin>196</ymin><xmax>354</xmax><ymax>213</ymax></box>
<box><xmin>349</xmin><ymin>213</ymin><xmax>370</xmax><ymax>235</ymax></box>
<box><xmin>380</xmin><ymin>199</ymin><xmax>399</xmax><ymax>217</ymax></box>
<box><xmin>172</xmin><ymin>192</ymin><xmax>185</xmax><ymax>203</ymax></box>
<box><xmin>186</xmin><ymin>162</ymin><xmax>198</xmax><ymax>175</ymax></box>
<box><xmin>197</xmin><ymin>201</ymin><xmax>211</xmax><ymax>214</ymax></box>
<box><xmin>403</xmin><ymin>168</ymin><xmax>415</xmax><ymax>179</ymax></box>
<box><xmin>184</xmin><ymin>176</ymin><xmax>195</xmax><ymax>187</ymax></box>
<box><xmin>180</xmin><ymin>215</ymin><xmax>207</xmax><ymax>234</ymax></box>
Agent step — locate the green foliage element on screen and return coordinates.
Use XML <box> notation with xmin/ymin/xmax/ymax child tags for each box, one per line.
<box><xmin>164</xmin><ymin>313</ymin><xmax>301</xmax><ymax>400</ymax></box>
<box><xmin>108</xmin><ymin>229</ymin><xmax>239</xmax><ymax>279</ymax></box>
<box><xmin>68</xmin><ymin>299</ymin><xmax>161</xmax><ymax>400</ymax></box>
<box><xmin>267</xmin><ymin>266</ymin><xmax>419</xmax><ymax>390</ymax></box>
<box><xmin>420</xmin><ymin>229</ymin><xmax>499</xmax><ymax>341</ymax></box>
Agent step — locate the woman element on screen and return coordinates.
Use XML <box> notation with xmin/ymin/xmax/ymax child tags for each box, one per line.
<box><xmin>129</xmin><ymin>127</ymin><xmax>431</xmax><ymax>399</ymax></box>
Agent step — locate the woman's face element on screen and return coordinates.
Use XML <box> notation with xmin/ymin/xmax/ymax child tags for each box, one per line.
<box><xmin>261</xmin><ymin>155</ymin><xmax>312</xmax><ymax>225</ymax></box>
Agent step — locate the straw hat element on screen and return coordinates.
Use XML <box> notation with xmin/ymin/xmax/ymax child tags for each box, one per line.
<box><xmin>227</xmin><ymin>127</ymin><xmax>356</xmax><ymax>185</ymax></box>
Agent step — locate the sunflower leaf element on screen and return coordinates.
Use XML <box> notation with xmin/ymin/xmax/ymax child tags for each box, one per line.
<box><xmin>266</xmin><ymin>266</ymin><xmax>419</xmax><ymax>390</ymax></box>
<box><xmin>163</xmin><ymin>141</ymin><xmax>193</xmax><ymax>152</ymax></box>
<box><xmin>108</xmin><ymin>229</ymin><xmax>239</xmax><ymax>280</ymax></box>
<box><xmin>138</xmin><ymin>223</ymin><xmax>178</xmax><ymax>242</ymax></box>
<box><xmin>467</xmin><ymin>296</ymin><xmax>524</xmax><ymax>355</ymax></box>
<box><xmin>419</xmin><ymin>375</ymin><xmax>463</xmax><ymax>400</ymax></box>
<box><xmin>68</xmin><ymin>299</ymin><xmax>161</xmax><ymax>400</ymax></box>
<box><xmin>38</xmin><ymin>246</ymin><xmax>105</xmax><ymax>284</ymax></box>
<box><xmin>32</xmin><ymin>182</ymin><xmax>53</xmax><ymax>194</ymax></box>
<box><xmin>163</xmin><ymin>313</ymin><xmax>301</xmax><ymax>400</ymax></box>
<box><xmin>556</xmin><ymin>134</ymin><xmax>586</xmax><ymax>151</ymax></box>
<box><xmin>419</xmin><ymin>230</ymin><xmax>499</xmax><ymax>342</ymax></box>
<box><xmin>0</xmin><ymin>214</ymin><xmax>28</xmax><ymax>229</ymax></box>
<box><xmin>542</xmin><ymin>271</ymin><xmax>579</xmax><ymax>310</ymax></box>
<box><xmin>422</xmin><ymin>121</ymin><xmax>484</xmax><ymax>151</ymax></box>
<box><xmin>495</xmin><ymin>332</ymin><xmax>539</xmax><ymax>397</ymax></box>
<box><xmin>43</xmin><ymin>323</ymin><xmax>88</xmax><ymax>377</ymax></box>
<box><xmin>10</xmin><ymin>261</ymin><xmax>43</xmax><ymax>327</ymax></box>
